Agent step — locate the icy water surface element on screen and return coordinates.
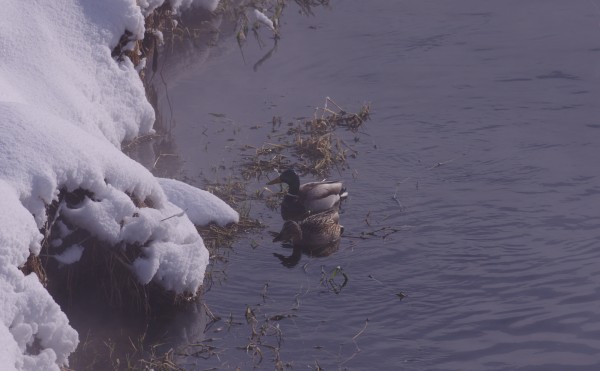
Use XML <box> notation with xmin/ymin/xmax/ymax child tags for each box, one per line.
<box><xmin>148</xmin><ymin>1</ymin><xmax>600</xmax><ymax>369</ymax></box>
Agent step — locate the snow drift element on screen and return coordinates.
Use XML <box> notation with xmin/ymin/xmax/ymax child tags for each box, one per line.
<box><xmin>0</xmin><ymin>0</ymin><xmax>231</xmax><ymax>369</ymax></box>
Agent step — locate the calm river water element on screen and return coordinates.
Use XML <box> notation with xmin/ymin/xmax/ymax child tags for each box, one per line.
<box><xmin>146</xmin><ymin>1</ymin><xmax>600</xmax><ymax>369</ymax></box>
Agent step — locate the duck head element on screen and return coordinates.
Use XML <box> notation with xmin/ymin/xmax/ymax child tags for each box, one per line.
<box><xmin>267</xmin><ymin>169</ymin><xmax>300</xmax><ymax>194</ymax></box>
<box><xmin>272</xmin><ymin>220</ymin><xmax>303</xmax><ymax>244</ymax></box>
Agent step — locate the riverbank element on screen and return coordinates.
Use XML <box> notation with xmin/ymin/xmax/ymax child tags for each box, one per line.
<box><xmin>0</xmin><ymin>1</ymin><xmax>241</xmax><ymax>369</ymax></box>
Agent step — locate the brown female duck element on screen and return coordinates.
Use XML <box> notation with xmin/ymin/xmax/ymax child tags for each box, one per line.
<box><xmin>267</xmin><ymin>169</ymin><xmax>347</xmax><ymax>221</ymax></box>
<box><xmin>272</xmin><ymin>209</ymin><xmax>343</xmax><ymax>248</ymax></box>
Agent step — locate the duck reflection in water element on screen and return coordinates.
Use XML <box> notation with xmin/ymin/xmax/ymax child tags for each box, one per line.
<box><xmin>272</xmin><ymin>209</ymin><xmax>343</xmax><ymax>268</ymax></box>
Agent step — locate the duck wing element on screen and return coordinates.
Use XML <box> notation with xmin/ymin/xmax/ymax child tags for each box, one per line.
<box><xmin>300</xmin><ymin>181</ymin><xmax>346</xmax><ymax>213</ymax></box>
<box><xmin>302</xmin><ymin>209</ymin><xmax>340</xmax><ymax>224</ymax></box>
<box><xmin>300</xmin><ymin>210</ymin><xmax>342</xmax><ymax>246</ymax></box>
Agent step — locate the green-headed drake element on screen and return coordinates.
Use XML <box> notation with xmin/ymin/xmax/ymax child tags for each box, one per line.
<box><xmin>267</xmin><ymin>169</ymin><xmax>348</xmax><ymax>221</ymax></box>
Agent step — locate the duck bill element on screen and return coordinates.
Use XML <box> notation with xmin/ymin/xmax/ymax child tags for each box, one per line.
<box><xmin>267</xmin><ymin>176</ymin><xmax>282</xmax><ymax>185</ymax></box>
<box><xmin>272</xmin><ymin>233</ymin><xmax>284</xmax><ymax>242</ymax></box>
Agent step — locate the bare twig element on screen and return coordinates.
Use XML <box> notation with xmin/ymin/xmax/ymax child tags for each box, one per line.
<box><xmin>427</xmin><ymin>156</ymin><xmax>459</xmax><ymax>170</ymax></box>
<box><xmin>160</xmin><ymin>208</ymin><xmax>187</xmax><ymax>222</ymax></box>
<box><xmin>352</xmin><ymin>318</ymin><xmax>369</xmax><ymax>341</ymax></box>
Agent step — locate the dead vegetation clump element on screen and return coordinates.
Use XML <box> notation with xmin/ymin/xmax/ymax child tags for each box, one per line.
<box><xmin>292</xmin><ymin>0</ymin><xmax>330</xmax><ymax>15</ymax></box>
<box><xmin>241</xmin><ymin>98</ymin><xmax>371</xmax><ymax>179</ymax></box>
<box><xmin>203</xmin><ymin>178</ymin><xmax>250</xmax><ymax>209</ymax></box>
<box><xmin>219</xmin><ymin>0</ymin><xmax>331</xmax><ymax>46</ymax></box>
<box><xmin>196</xmin><ymin>215</ymin><xmax>263</xmax><ymax>257</ymax></box>
<box><xmin>19</xmin><ymin>254</ymin><xmax>47</xmax><ymax>287</ymax></box>
<box><xmin>111</xmin><ymin>30</ymin><xmax>140</xmax><ymax>65</ymax></box>
<box><xmin>197</xmin><ymin>179</ymin><xmax>266</xmax><ymax>263</ymax></box>
<box><xmin>45</xmin><ymin>238</ymin><xmax>154</xmax><ymax>314</ymax></box>
<box><xmin>64</xmin><ymin>325</ymin><xmax>185</xmax><ymax>371</ymax></box>
<box><xmin>111</xmin><ymin>0</ymin><xmax>333</xmax><ymax>79</ymax></box>
<box><xmin>176</xmin><ymin>292</ymin><xmax>296</xmax><ymax>370</ymax></box>
<box><xmin>111</xmin><ymin>1</ymin><xmax>218</xmax><ymax>79</ymax></box>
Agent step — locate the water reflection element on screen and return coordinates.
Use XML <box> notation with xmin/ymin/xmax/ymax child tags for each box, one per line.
<box><xmin>271</xmin><ymin>208</ymin><xmax>343</xmax><ymax>267</ymax></box>
<box><xmin>126</xmin><ymin>7</ymin><xmax>225</xmax><ymax>177</ymax></box>
<box><xmin>273</xmin><ymin>238</ymin><xmax>340</xmax><ymax>268</ymax></box>
<box><xmin>252</xmin><ymin>38</ymin><xmax>279</xmax><ymax>72</ymax></box>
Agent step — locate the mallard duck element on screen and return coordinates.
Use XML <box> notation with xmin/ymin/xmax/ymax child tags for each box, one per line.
<box><xmin>267</xmin><ymin>169</ymin><xmax>348</xmax><ymax>221</ymax></box>
<box><xmin>272</xmin><ymin>209</ymin><xmax>343</xmax><ymax>248</ymax></box>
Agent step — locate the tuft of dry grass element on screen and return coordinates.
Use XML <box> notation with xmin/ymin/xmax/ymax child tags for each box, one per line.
<box><xmin>203</xmin><ymin>178</ymin><xmax>250</xmax><ymax>209</ymax></box>
<box><xmin>63</xmin><ymin>326</ymin><xmax>185</xmax><ymax>371</ymax></box>
<box><xmin>293</xmin><ymin>0</ymin><xmax>331</xmax><ymax>15</ymax></box>
<box><xmin>45</xmin><ymin>238</ymin><xmax>151</xmax><ymax>314</ymax></box>
<box><xmin>241</xmin><ymin>98</ymin><xmax>371</xmax><ymax>179</ymax></box>
<box><xmin>197</xmin><ymin>217</ymin><xmax>263</xmax><ymax>254</ymax></box>
<box><xmin>19</xmin><ymin>254</ymin><xmax>47</xmax><ymax>286</ymax></box>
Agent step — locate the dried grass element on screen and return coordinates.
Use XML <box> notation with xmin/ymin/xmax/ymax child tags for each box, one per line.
<box><xmin>19</xmin><ymin>254</ymin><xmax>47</xmax><ymax>286</ymax></box>
<box><xmin>241</xmin><ymin>98</ymin><xmax>371</xmax><ymax>179</ymax></box>
<box><xmin>63</xmin><ymin>326</ymin><xmax>185</xmax><ymax>371</ymax></box>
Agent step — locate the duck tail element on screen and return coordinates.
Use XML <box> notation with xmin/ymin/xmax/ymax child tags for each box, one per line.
<box><xmin>339</xmin><ymin>186</ymin><xmax>348</xmax><ymax>200</ymax></box>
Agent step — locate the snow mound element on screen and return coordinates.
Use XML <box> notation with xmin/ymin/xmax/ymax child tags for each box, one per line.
<box><xmin>159</xmin><ymin>178</ymin><xmax>240</xmax><ymax>227</ymax></box>
<box><xmin>0</xmin><ymin>0</ymin><xmax>234</xmax><ymax>369</ymax></box>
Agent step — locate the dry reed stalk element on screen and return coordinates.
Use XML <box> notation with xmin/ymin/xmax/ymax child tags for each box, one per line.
<box><xmin>19</xmin><ymin>254</ymin><xmax>47</xmax><ymax>286</ymax></box>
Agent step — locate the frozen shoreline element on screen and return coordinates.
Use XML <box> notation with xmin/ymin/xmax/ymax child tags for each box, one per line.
<box><xmin>0</xmin><ymin>0</ymin><xmax>232</xmax><ymax>369</ymax></box>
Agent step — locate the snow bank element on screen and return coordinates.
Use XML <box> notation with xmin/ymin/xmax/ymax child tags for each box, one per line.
<box><xmin>0</xmin><ymin>181</ymin><xmax>78</xmax><ymax>370</ymax></box>
<box><xmin>0</xmin><ymin>0</ymin><xmax>234</xmax><ymax>369</ymax></box>
<box><xmin>159</xmin><ymin>178</ymin><xmax>240</xmax><ymax>227</ymax></box>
